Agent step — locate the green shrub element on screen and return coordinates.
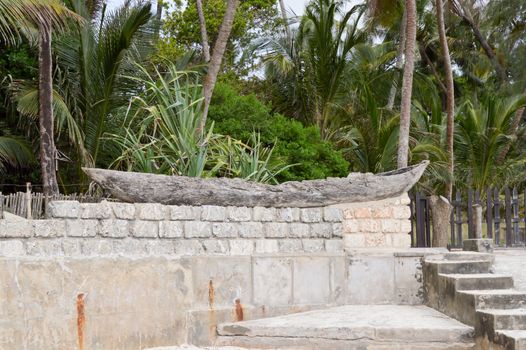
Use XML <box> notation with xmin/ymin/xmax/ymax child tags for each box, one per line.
<box><xmin>209</xmin><ymin>83</ymin><xmax>350</xmax><ymax>181</ymax></box>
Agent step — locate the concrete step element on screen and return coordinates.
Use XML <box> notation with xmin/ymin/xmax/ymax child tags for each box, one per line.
<box><xmin>439</xmin><ymin>273</ymin><xmax>514</xmax><ymax>291</ymax></box>
<box><xmin>476</xmin><ymin>308</ymin><xmax>526</xmax><ymax>330</ymax></box>
<box><xmin>426</xmin><ymin>260</ymin><xmax>493</xmax><ymax>274</ymax></box>
<box><xmin>493</xmin><ymin>330</ymin><xmax>526</xmax><ymax>350</ymax></box>
<box><xmin>458</xmin><ymin>290</ymin><xmax>526</xmax><ymax>310</ymax></box>
<box><xmin>215</xmin><ymin>305</ymin><xmax>475</xmax><ymax>350</ymax></box>
<box><xmin>441</xmin><ymin>252</ymin><xmax>494</xmax><ymax>262</ymax></box>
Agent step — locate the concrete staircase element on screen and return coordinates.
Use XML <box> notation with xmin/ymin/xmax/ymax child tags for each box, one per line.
<box><xmin>423</xmin><ymin>252</ymin><xmax>526</xmax><ymax>350</ymax></box>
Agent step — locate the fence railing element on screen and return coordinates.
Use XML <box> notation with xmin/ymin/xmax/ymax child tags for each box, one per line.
<box><xmin>0</xmin><ymin>189</ymin><xmax>112</xmax><ymax>220</ymax></box>
<box><xmin>410</xmin><ymin>188</ymin><xmax>526</xmax><ymax>248</ymax></box>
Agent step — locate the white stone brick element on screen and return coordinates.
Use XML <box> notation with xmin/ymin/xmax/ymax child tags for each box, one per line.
<box><xmin>238</xmin><ymin>222</ymin><xmax>264</xmax><ymax>238</ymax></box>
<box><xmin>202</xmin><ymin>239</ymin><xmax>229</xmax><ymax>254</ymax></box>
<box><xmin>253</xmin><ymin>207</ymin><xmax>276</xmax><ymax>222</ymax></box>
<box><xmin>0</xmin><ymin>240</ymin><xmax>25</xmax><ymax>257</ymax></box>
<box><xmin>302</xmin><ymin>239</ymin><xmax>324</xmax><ymax>252</ymax></box>
<box><xmin>0</xmin><ymin>220</ymin><xmax>33</xmax><ymax>238</ymax></box>
<box><xmin>112</xmin><ymin>239</ymin><xmax>146</xmax><ymax>255</ymax></box>
<box><xmin>255</xmin><ymin>239</ymin><xmax>279</xmax><ymax>253</ymax></box>
<box><xmin>170</xmin><ymin>205</ymin><xmax>201</xmax><ymax>220</ymax></box>
<box><xmin>342</xmin><ymin>219</ymin><xmax>360</xmax><ymax>233</ymax></box>
<box><xmin>344</xmin><ymin>233</ymin><xmax>366</xmax><ymax>249</ymax></box>
<box><xmin>26</xmin><ymin>240</ymin><xmax>63</xmax><ymax>256</ymax></box>
<box><xmin>227</xmin><ymin>206</ymin><xmax>252</xmax><ymax>221</ymax></box>
<box><xmin>310</xmin><ymin>223</ymin><xmax>332</xmax><ymax>238</ymax></box>
<box><xmin>174</xmin><ymin>239</ymin><xmax>205</xmax><ymax>255</ymax></box>
<box><xmin>390</xmin><ymin>233</ymin><xmax>412</xmax><ymax>248</ymax></box>
<box><xmin>135</xmin><ymin>203</ymin><xmax>166</xmax><ymax>220</ymax></box>
<box><xmin>400</xmin><ymin>220</ymin><xmax>412</xmax><ymax>233</ymax></box>
<box><xmin>130</xmin><ymin>220</ymin><xmax>159</xmax><ymax>238</ymax></box>
<box><xmin>371</xmin><ymin>207</ymin><xmax>393</xmax><ymax>219</ymax></box>
<box><xmin>365</xmin><ymin>233</ymin><xmax>387</xmax><ymax>247</ymax></box>
<box><xmin>264</xmin><ymin>222</ymin><xmax>289</xmax><ymax>238</ymax></box>
<box><xmin>323</xmin><ymin>207</ymin><xmax>343</xmax><ymax>222</ymax></box>
<box><xmin>300</xmin><ymin>208</ymin><xmax>323</xmax><ymax>223</ymax></box>
<box><xmin>184</xmin><ymin>221</ymin><xmax>212</xmax><ymax>238</ymax></box>
<box><xmin>99</xmin><ymin>219</ymin><xmax>129</xmax><ymax>238</ymax></box>
<box><xmin>276</xmin><ymin>208</ymin><xmax>300</xmax><ymax>222</ymax></box>
<box><xmin>332</xmin><ymin>223</ymin><xmax>343</xmax><ymax>237</ymax></box>
<box><xmin>229</xmin><ymin>240</ymin><xmax>254</xmax><ymax>255</ymax></box>
<box><xmin>62</xmin><ymin>239</ymin><xmax>82</xmax><ymax>256</ymax></box>
<box><xmin>66</xmin><ymin>219</ymin><xmax>98</xmax><ymax>237</ymax></box>
<box><xmin>325</xmin><ymin>239</ymin><xmax>344</xmax><ymax>253</ymax></box>
<box><xmin>81</xmin><ymin>239</ymin><xmax>112</xmax><ymax>255</ymax></box>
<box><xmin>289</xmin><ymin>223</ymin><xmax>310</xmax><ymax>238</ymax></box>
<box><xmin>145</xmin><ymin>240</ymin><xmax>174</xmax><ymax>255</ymax></box>
<box><xmin>46</xmin><ymin>200</ymin><xmax>79</xmax><ymax>218</ymax></box>
<box><xmin>159</xmin><ymin>221</ymin><xmax>184</xmax><ymax>238</ymax></box>
<box><xmin>201</xmin><ymin>205</ymin><xmax>226</xmax><ymax>221</ymax></box>
<box><xmin>399</xmin><ymin>193</ymin><xmax>411</xmax><ymax>205</ymax></box>
<box><xmin>380</xmin><ymin>219</ymin><xmax>401</xmax><ymax>233</ymax></box>
<box><xmin>80</xmin><ymin>202</ymin><xmax>112</xmax><ymax>219</ymax></box>
<box><xmin>111</xmin><ymin>203</ymin><xmax>135</xmax><ymax>219</ymax></box>
<box><xmin>359</xmin><ymin>219</ymin><xmax>380</xmax><ymax>233</ymax></box>
<box><xmin>393</xmin><ymin>206</ymin><xmax>411</xmax><ymax>219</ymax></box>
<box><xmin>32</xmin><ymin>220</ymin><xmax>65</xmax><ymax>238</ymax></box>
<box><xmin>278</xmin><ymin>239</ymin><xmax>303</xmax><ymax>253</ymax></box>
<box><xmin>212</xmin><ymin>223</ymin><xmax>238</xmax><ymax>238</ymax></box>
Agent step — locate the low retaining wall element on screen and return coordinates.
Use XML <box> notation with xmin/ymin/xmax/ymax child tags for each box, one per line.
<box><xmin>0</xmin><ymin>193</ymin><xmax>423</xmax><ymax>349</ymax></box>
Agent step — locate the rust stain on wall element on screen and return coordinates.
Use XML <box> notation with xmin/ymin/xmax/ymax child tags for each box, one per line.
<box><xmin>208</xmin><ymin>280</ymin><xmax>217</xmax><ymax>341</ymax></box>
<box><xmin>208</xmin><ymin>280</ymin><xmax>215</xmax><ymax>309</ymax></box>
<box><xmin>234</xmin><ymin>298</ymin><xmax>244</xmax><ymax>321</ymax></box>
<box><xmin>76</xmin><ymin>293</ymin><xmax>85</xmax><ymax>350</ymax></box>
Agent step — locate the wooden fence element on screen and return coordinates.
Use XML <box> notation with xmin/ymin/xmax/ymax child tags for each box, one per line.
<box><xmin>0</xmin><ymin>190</ymin><xmax>112</xmax><ymax>220</ymax></box>
<box><xmin>410</xmin><ymin>188</ymin><xmax>526</xmax><ymax>248</ymax></box>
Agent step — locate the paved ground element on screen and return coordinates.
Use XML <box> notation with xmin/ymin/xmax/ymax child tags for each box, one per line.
<box><xmin>218</xmin><ymin>305</ymin><xmax>473</xmax><ymax>343</ymax></box>
<box><xmin>494</xmin><ymin>248</ymin><xmax>526</xmax><ymax>291</ymax></box>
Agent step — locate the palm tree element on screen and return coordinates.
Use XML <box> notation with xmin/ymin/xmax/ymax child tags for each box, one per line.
<box><xmin>435</xmin><ymin>0</ymin><xmax>454</xmax><ymax>200</ymax></box>
<box><xmin>0</xmin><ymin>0</ymin><xmax>79</xmax><ymax>195</ymax></box>
<box><xmin>397</xmin><ymin>0</ymin><xmax>416</xmax><ymax>168</ymax></box>
<box><xmin>199</xmin><ymin>0</ymin><xmax>240</xmax><ymax>135</ymax></box>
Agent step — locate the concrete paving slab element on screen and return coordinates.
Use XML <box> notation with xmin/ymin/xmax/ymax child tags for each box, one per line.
<box><xmin>494</xmin><ymin>249</ymin><xmax>526</xmax><ymax>291</ymax></box>
<box><xmin>218</xmin><ymin>305</ymin><xmax>474</xmax><ymax>343</ymax></box>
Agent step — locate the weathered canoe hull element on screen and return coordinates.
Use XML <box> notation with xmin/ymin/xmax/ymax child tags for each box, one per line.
<box><xmin>83</xmin><ymin>161</ymin><xmax>429</xmax><ymax>208</ymax></box>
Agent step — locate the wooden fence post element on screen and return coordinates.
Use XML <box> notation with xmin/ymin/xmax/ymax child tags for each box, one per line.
<box><xmin>26</xmin><ymin>182</ymin><xmax>32</xmax><ymax>219</ymax></box>
<box><xmin>494</xmin><ymin>188</ymin><xmax>501</xmax><ymax>246</ymax></box>
<box><xmin>467</xmin><ymin>189</ymin><xmax>474</xmax><ymax>238</ymax></box>
<box><xmin>486</xmin><ymin>188</ymin><xmax>493</xmax><ymax>239</ymax></box>
<box><xmin>0</xmin><ymin>192</ymin><xmax>3</xmax><ymax>219</ymax></box>
<box><xmin>504</xmin><ymin>187</ymin><xmax>512</xmax><ymax>247</ymax></box>
<box><xmin>512</xmin><ymin>187</ymin><xmax>520</xmax><ymax>245</ymax></box>
<box><xmin>455</xmin><ymin>191</ymin><xmax>463</xmax><ymax>247</ymax></box>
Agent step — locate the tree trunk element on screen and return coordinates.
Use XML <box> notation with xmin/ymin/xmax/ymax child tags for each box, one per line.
<box><xmin>278</xmin><ymin>0</ymin><xmax>292</xmax><ymax>45</ymax></box>
<box><xmin>429</xmin><ymin>195</ymin><xmax>452</xmax><ymax>248</ymax></box>
<box><xmin>436</xmin><ymin>0</ymin><xmax>455</xmax><ymax>201</ymax></box>
<box><xmin>196</xmin><ymin>0</ymin><xmax>211</xmax><ymax>62</ymax></box>
<box><xmin>387</xmin><ymin>9</ymin><xmax>406</xmax><ymax>111</ymax></box>
<box><xmin>198</xmin><ymin>0</ymin><xmax>239</xmax><ymax>135</ymax></box>
<box><xmin>450</xmin><ymin>0</ymin><xmax>507</xmax><ymax>83</ymax></box>
<box><xmin>396</xmin><ymin>0</ymin><xmax>416</xmax><ymax>169</ymax></box>
<box><xmin>38</xmin><ymin>22</ymin><xmax>59</xmax><ymax>196</ymax></box>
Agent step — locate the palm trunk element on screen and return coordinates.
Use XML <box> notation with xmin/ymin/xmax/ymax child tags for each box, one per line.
<box><xmin>396</xmin><ymin>0</ymin><xmax>416</xmax><ymax>169</ymax></box>
<box><xmin>198</xmin><ymin>0</ymin><xmax>239</xmax><ymax>135</ymax></box>
<box><xmin>196</xmin><ymin>0</ymin><xmax>211</xmax><ymax>62</ymax></box>
<box><xmin>38</xmin><ymin>22</ymin><xmax>59</xmax><ymax>196</ymax></box>
<box><xmin>387</xmin><ymin>9</ymin><xmax>406</xmax><ymax>111</ymax></box>
<box><xmin>278</xmin><ymin>0</ymin><xmax>292</xmax><ymax>45</ymax></box>
<box><xmin>436</xmin><ymin>0</ymin><xmax>455</xmax><ymax>200</ymax></box>
<box><xmin>451</xmin><ymin>0</ymin><xmax>507</xmax><ymax>83</ymax></box>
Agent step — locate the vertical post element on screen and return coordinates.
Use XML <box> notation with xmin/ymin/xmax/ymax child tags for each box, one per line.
<box><xmin>450</xmin><ymin>201</ymin><xmax>455</xmax><ymax>247</ymax></box>
<box><xmin>425</xmin><ymin>195</ymin><xmax>431</xmax><ymax>247</ymax></box>
<box><xmin>467</xmin><ymin>189</ymin><xmax>474</xmax><ymax>238</ymax></box>
<box><xmin>0</xmin><ymin>192</ymin><xmax>3</xmax><ymax>219</ymax></box>
<box><xmin>473</xmin><ymin>204</ymin><xmax>483</xmax><ymax>239</ymax></box>
<box><xmin>455</xmin><ymin>191</ymin><xmax>463</xmax><ymax>247</ymax></box>
<box><xmin>26</xmin><ymin>182</ymin><xmax>32</xmax><ymax>220</ymax></box>
<box><xmin>505</xmin><ymin>187</ymin><xmax>512</xmax><ymax>247</ymax></box>
<box><xmin>512</xmin><ymin>187</ymin><xmax>520</xmax><ymax>245</ymax></box>
<box><xmin>486</xmin><ymin>188</ymin><xmax>493</xmax><ymax>239</ymax></box>
<box><xmin>409</xmin><ymin>193</ymin><xmax>415</xmax><ymax>247</ymax></box>
<box><xmin>494</xmin><ymin>188</ymin><xmax>501</xmax><ymax>246</ymax></box>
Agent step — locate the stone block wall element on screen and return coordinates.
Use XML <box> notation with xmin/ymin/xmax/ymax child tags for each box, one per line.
<box><xmin>338</xmin><ymin>194</ymin><xmax>412</xmax><ymax>249</ymax></box>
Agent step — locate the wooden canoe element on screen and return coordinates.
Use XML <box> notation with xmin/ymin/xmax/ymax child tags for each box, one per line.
<box><xmin>82</xmin><ymin>160</ymin><xmax>428</xmax><ymax>208</ymax></box>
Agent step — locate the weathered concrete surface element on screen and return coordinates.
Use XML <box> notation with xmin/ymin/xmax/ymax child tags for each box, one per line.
<box><xmin>494</xmin><ymin>249</ymin><xmax>526</xmax><ymax>291</ymax></box>
<box><xmin>216</xmin><ymin>305</ymin><xmax>474</xmax><ymax>349</ymax></box>
<box><xmin>463</xmin><ymin>239</ymin><xmax>494</xmax><ymax>253</ymax></box>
